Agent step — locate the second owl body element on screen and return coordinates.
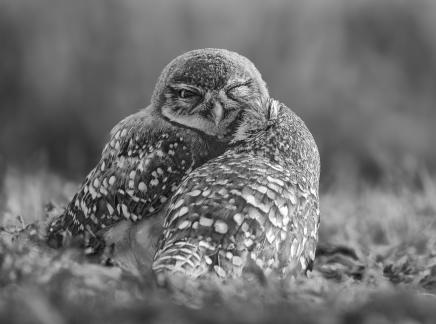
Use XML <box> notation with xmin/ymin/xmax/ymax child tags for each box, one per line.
<box><xmin>152</xmin><ymin>99</ymin><xmax>320</xmax><ymax>279</ymax></box>
<box><xmin>47</xmin><ymin>106</ymin><xmax>226</xmax><ymax>247</ymax></box>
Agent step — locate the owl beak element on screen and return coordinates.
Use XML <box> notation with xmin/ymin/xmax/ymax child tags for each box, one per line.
<box><xmin>211</xmin><ymin>101</ymin><xmax>224</xmax><ymax>126</ymax></box>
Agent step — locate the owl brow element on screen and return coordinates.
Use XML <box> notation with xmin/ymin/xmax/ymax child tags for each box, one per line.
<box><xmin>226</xmin><ymin>79</ymin><xmax>253</xmax><ymax>91</ymax></box>
<box><xmin>168</xmin><ymin>83</ymin><xmax>203</xmax><ymax>95</ymax></box>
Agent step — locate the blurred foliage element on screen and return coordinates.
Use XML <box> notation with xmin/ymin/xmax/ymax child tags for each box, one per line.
<box><xmin>0</xmin><ymin>0</ymin><xmax>435</xmax><ymax>183</ymax></box>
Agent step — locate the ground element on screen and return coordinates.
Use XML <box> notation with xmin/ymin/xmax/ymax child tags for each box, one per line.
<box><xmin>1</xmin><ymin>166</ymin><xmax>436</xmax><ymax>324</ymax></box>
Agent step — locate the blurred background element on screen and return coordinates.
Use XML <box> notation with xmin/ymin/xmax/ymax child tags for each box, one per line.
<box><xmin>1</xmin><ymin>0</ymin><xmax>435</xmax><ymax>188</ymax></box>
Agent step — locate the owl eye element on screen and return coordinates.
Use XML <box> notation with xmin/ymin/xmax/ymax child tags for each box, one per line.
<box><xmin>227</xmin><ymin>83</ymin><xmax>251</xmax><ymax>99</ymax></box>
<box><xmin>178</xmin><ymin>89</ymin><xmax>197</xmax><ymax>99</ymax></box>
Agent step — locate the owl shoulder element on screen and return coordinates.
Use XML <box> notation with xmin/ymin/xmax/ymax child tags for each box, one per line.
<box><xmin>109</xmin><ymin>105</ymin><xmax>164</xmax><ymax>138</ymax></box>
<box><xmin>102</xmin><ymin>105</ymin><xmax>174</xmax><ymax>158</ymax></box>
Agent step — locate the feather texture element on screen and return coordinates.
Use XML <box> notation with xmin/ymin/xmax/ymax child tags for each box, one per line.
<box><xmin>47</xmin><ymin>107</ymin><xmax>224</xmax><ymax>249</ymax></box>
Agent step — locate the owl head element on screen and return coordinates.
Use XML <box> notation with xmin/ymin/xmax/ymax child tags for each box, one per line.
<box><xmin>151</xmin><ymin>48</ymin><xmax>269</xmax><ymax>141</ymax></box>
<box><xmin>230</xmin><ymin>97</ymin><xmax>281</xmax><ymax>144</ymax></box>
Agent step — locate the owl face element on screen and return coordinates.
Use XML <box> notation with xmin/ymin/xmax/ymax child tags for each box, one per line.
<box><xmin>152</xmin><ymin>49</ymin><xmax>269</xmax><ymax>141</ymax></box>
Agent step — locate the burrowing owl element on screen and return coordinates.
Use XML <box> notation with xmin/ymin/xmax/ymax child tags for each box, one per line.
<box><xmin>152</xmin><ymin>98</ymin><xmax>320</xmax><ymax>279</ymax></box>
<box><xmin>46</xmin><ymin>48</ymin><xmax>269</xmax><ymax>252</ymax></box>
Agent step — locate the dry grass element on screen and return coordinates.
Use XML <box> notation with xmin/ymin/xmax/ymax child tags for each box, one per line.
<box><xmin>1</xmin><ymin>166</ymin><xmax>436</xmax><ymax>324</ymax></box>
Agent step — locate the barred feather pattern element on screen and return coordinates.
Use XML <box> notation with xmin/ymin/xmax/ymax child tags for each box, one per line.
<box><xmin>152</xmin><ymin>99</ymin><xmax>320</xmax><ymax>279</ymax></box>
<box><xmin>47</xmin><ymin>107</ymin><xmax>226</xmax><ymax>249</ymax></box>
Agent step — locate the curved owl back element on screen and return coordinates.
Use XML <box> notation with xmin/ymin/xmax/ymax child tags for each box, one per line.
<box><xmin>152</xmin><ymin>98</ymin><xmax>321</xmax><ymax>280</ymax></box>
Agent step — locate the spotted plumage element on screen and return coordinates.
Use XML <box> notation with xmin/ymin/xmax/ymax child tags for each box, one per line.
<box><xmin>152</xmin><ymin>98</ymin><xmax>320</xmax><ymax>279</ymax></box>
<box><xmin>46</xmin><ymin>48</ymin><xmax>269</xmax><ymax>251</ymax></box>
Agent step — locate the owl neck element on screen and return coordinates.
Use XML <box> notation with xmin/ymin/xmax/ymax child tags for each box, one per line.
<box><xmin>230</xmin><ymin>107</ymin><xmax>319</xmax><ymax>181</ymax></box>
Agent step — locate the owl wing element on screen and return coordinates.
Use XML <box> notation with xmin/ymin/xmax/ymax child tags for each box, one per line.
<box><xmin>47</xmin><ymin>107</ymin><xmax>196</xmax><ymax>248</ymax></box>
<box><xmin>152</xmin><ymin>152</ymin><xmax>320</xmax><ymax>279</ymax></box>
